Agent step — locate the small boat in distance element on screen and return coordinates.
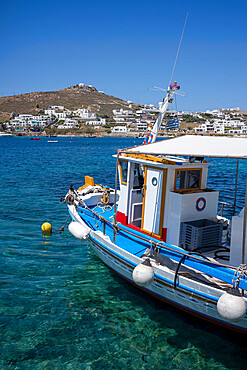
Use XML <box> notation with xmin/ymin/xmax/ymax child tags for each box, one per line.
<box><xmin>47</xmin><ymin>140</ymin><xmax>58</xmax><ymax>143</ymax></box>
<box><xmin>30</xmin><ymin>137</ymin><xmax>40</xmax><ymax>140</ymax></box>
<box><xmin>0</xmin><ymin>132</ymin><xmax>14</xmax><ymax>137</ymax></box>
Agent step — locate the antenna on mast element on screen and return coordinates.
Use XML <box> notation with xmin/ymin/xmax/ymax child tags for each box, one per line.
<box><xmin>169</xmin><ymin>11</ymin><xmax>189</xmax><ymax>85</ymax></box>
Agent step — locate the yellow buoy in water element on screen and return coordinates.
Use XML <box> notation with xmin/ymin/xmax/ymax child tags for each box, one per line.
<box><xmin>41</xmin><ymin>222</ymin><xmax>52</xmax><ymax>233</ymax></box>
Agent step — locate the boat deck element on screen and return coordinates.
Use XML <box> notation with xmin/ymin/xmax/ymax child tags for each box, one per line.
<box><xmin>78</xmin><ymin>203</ymin><xmax>149</xmax><ymax>256</ymax></box>
<box><xmin>82</xmin><ymin>203</ymin><xmax>230</xmax><ymax>263</ymax></box>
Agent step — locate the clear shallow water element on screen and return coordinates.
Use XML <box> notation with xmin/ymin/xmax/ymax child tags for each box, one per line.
<box><xmin>0</xmin><ymin>136</ymin><xmax>247</xmax><ymax>369</ymax></box>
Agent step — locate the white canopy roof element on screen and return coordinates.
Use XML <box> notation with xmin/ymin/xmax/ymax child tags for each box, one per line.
<box><xmin>126</xmin><ymin>135</ymin><xmax>247</xmax><ymax>159</ymax></box>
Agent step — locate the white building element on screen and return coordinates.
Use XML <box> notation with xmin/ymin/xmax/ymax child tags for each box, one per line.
<box><xmin>8</xmin><ymin>114</ymin><xmax>51</xmax><ymax>129</ymax></box>
<box><xmin>86</xmin><ymin>119</ymin><xmax>106</xmax><ymax>126</ymax></box>
<box><xmin>213</xmin><ymin>118</ymin><xmax>243</xmax><ymax>128</ymax></box>
<box><xmin>18</xmin><ymin>114</ymin><xmax>33</xmax><ymax>121</ymax></box>
<box><xmin>194</xmin><ymin>116</ymin><xmax>246</xmax><ymax>134</ymax></box>
<box><xmin>194</xmin><ymin>120</ymin><xmax>215</xmax><ymax>133</ymax></box>
<box><xmin>213</xmin><ymin>123</ymin><xmax>225</xmax><ymax>134</ymax></box>
<box><xmin>229</xmin><ymin>129</ymin><xmax>243</xmax><ymax>134</ymax></box>
<box><xmin>75</xmin><ymin>108</ymin><xmax>96</xmax><ymax>119</ymax></box>
<box><xmin>111</xmin><ymin>126</ymin><xmax>127</xmax><ymax>133</ymax></box>
<box><xmin>55</xmin><ymin>111</ymin><xmax>67</xmax><ymax>120</ymax></box>
<box><xmin>45</xmin><ymin>109</ymin><xmax>56</xmax><ymax>116</ymax></box>
<box><xmin>50</xmin><ymin>105</ymin><xmax>64</xmax><ymax>110</ymax></box>
<box><xmin>136</xmin><ymin>120</ymin><xmax>149</xmax><ymax>131</ymax></box>
<box><xmin>57</xmin><ymin>119</ymin><xmax>77</xmax><ymax>129</ymax></box>
<box><xmin>113</xmin><ymin>108</ymin><xmax>135</xmax><ymax>124</ymax></box>
<box><xmin>9</xmin><ymin>119</ymin><xmax>28</xmax><ymax>128</ymax></box>
<box><xmin>113</xmin><ymin>109</ymin><xmax>133</xmax><ymax>116</ymax></box>
<box><xmin>30</xmin><ymin>115</ymin><xmax>50</xmax><ymax>127</ymax></box>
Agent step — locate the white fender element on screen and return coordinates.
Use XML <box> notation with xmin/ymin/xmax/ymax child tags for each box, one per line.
<box><xmin>217</xmin><ymin>288</ymin><xmax>246</xmax><ymax>323</ymax></box>
<box><xmin>132</xmin><ymin>259</ymin><xmax>154</xmax><ymax>286</ymax></box>
<box><xmin>68</xmin><ymin>221</ymin><xmax>91</xmax><ymax>240</ymax></box>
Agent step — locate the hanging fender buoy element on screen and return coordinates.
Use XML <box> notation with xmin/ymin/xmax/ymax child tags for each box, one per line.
<box><xmin>132</xmin><ymin>258</ymin><xmax>154</xmax><ymax>287</ymax></box>
<box><xmin>68</xmin><ymin>221</ymin><xmax>91</xmax><ymax>240</ymax></box>
<box><xmin>217</xmin><ymin>287</ymin><xmax>246</xmax><ymax>323</ymax></box>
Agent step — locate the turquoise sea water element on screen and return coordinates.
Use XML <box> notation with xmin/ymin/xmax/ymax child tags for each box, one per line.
<box><xmin>0</xmin><ymin>136</ymin><xmax>247</xmax><ymax>369</ymax></box>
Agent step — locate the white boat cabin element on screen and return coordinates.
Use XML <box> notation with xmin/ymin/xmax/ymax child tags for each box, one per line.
<box><xmin>116</xmin><ymin>153</ymin><xmax>218</xmax><ymax>244</ymax></box>
<box><xmin>115</xmin><ymin>136</ymin><xmax>247</xmax><ymax>267</ymax></box>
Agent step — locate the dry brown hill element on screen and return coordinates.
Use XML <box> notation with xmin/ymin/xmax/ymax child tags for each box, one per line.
<box><xmin>0</xmin><ymin>84</ymin><xmax>132</xmax><ymax>117</ymax></box>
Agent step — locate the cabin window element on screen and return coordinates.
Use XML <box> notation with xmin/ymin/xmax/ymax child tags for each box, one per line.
<box><xmin>119</xmin><ymin>160</ymin><xmax>128</xmax><ymax>185</ymax></box>
<box><xmin>174</xmin><ymin>169</ymin><xmax>201</xmax><ymax>191</ymax></box>
<box><xmin>133</xmin><ymin>163</ymin><xmax>145</xmax><ymax>189</ymax></box>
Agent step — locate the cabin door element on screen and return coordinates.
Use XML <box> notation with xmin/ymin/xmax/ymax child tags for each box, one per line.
<box><xmin>141</xmin><ymin>167</ymin><xmax>166</xmax><ymax>238</ymax></box>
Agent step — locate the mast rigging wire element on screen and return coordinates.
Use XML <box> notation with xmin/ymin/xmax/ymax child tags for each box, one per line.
<box><xmin>169</xmin><ymin>11</ymin><xmax>189</xmax><ymax>85</ymax></box>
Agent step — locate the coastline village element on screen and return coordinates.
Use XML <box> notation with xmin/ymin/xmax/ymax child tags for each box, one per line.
<box><xmin>1</xmin><ymin>84</ymin><xmax>247</xmax><ymax>137</ymax></box>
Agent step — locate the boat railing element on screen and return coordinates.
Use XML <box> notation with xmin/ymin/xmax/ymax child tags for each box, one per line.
<box><xmin>218</xmin><ymin>200</ymin><xmax>235</xmax><ymax>217</ymax></box>
<box><xmin>73</xmin><ymin>196</ymin><xmax>247</xmax><ymax>290</ymax></box>
<box><xmin>75</xmin><ymin>197</ymin><xmax>238</xmax><ymax>270</ymax></box>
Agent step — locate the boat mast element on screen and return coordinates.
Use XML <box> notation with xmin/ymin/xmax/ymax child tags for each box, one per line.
<box><xmin>149</xmin><ymin>83</ymin><xmax>180</xmax><ymax>143</ymax></box>
<box><xmin>148</xmin><ymin>12</ymin><xmax>188</xmax><ymax>144</ymax></box>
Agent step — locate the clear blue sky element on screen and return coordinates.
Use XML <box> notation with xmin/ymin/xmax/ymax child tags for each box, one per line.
<box><xmin>1</xmin><ymin>0</ymin><xmax>247</xmax><ymax>111</ymax></box>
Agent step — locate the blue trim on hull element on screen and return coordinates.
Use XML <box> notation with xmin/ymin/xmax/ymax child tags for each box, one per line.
<box><xmin>90</xmin><ymin>232</ymin><xmax>219</xmax><ymax>303</ymax></box>
<box><xmin>77</xmin><ymin>207</ymin><xmax>247</xmax><ymax>290</ymax></box>
<box><xmin>68</xmin><ymin>205</ymin><xmax>247</xmax><ymax>333</ymax></box>
<box><xmin>89</xmin><ymin>235</ymin><xmax>247</xmax><ymax>334</ymax></box>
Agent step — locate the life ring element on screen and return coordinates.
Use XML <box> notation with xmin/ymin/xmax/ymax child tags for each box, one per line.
<box><xmin>196</xmin><ymin>197</ymin><xmax>206</xmax><ymax>212</ymax></box>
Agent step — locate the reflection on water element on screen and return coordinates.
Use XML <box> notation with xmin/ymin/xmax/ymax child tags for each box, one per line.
<box><xmin>0</xmin><ymin>137</ymin><xmax>247</xmax><ymax>368</ymax></box>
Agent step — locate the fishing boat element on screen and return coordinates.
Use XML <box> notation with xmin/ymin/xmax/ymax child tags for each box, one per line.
<box><xmin>0</xmin><ymin>132</ymin><xmax>14</xmax><ymax>137</ymax></box>
<box><xmin>62</xmin><ymin>81</ymin><xmax>247</xmax><ymax>334</ymax></box>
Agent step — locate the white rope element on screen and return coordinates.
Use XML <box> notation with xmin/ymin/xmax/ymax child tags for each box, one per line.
<box><xmin>232</xmin><ymin>264</ymin><xmax>247</xmax><ymax>288</ymax></box>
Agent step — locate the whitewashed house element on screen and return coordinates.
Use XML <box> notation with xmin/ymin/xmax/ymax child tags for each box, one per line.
<box><xmin>136</xmin><ymin>120</ymin><xmax>151</xmax><ymax>131</ymax></box>
<box><xmin>45</xmin><ymin>109</ymin><xmax>56</xmax><ymax>116</ymax></box>
<box><xmin>9</xmin><ymin>119</ymin><xmax>28</xmax><ymax>128</ymax></box>
<box><xmin>111</xmin><ymin>126</ymin><xmax>127</xmax><ymax>133</ymax></box>
<box><xmin>229</xmin><ymin>129</ymin><xmax>243</xmax><ymax>134</ymax></box>
<box><xmin>34</xmin><ymin>115</ymin><xmax>51</xmax><ymax>124</ymax></box>
<box><xmin>213</xmin><ymin>122</ymin><xmax>225</xmax><ymax>134</ymax></box>
<box><xmin>56</xmin><ymin>112</ymin><xmax>67</xmax><ymax>120</ymax></box>
<box><xmin>86</xmin><ymin>118</ymin><xmax>106</xmax><ymax>126</ymax></box>
<box><xmin>18</xmin><ymin>114</ymin><xmax>33</xmax><ymax>121</ymax></box>
<box><xmin>75</xmin><ymin>108</ymin><xmax>96</xmax><ymax>119</ymax></box>
<box><xmin>57</xmin><ymin>119</ymin><xmax>77</xmax><ymax>129</ymax></box>
<box><xmin>50</xmin><ymin>106</ymin><xmax>64</xmax><ymax>110</ymax></box>
<box><xmin>194</xmin><ymin>120</ymin><xmax>215</xmax><ymax>133</ymax></box>
<box><xmin>113</xmin><ymin>109</ymin><xmax>134</xmax><ymax>120</ymax></box>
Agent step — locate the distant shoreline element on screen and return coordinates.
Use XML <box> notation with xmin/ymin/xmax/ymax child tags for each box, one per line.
<box><xmin>10</xmin><ymin>132</ymin><xmax>247</xmax><ymax>139</ymax></box>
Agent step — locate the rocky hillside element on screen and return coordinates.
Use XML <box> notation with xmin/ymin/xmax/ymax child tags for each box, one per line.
<box><xmin>0</xmin><ymin>84</ymin><xmax>132</xmax><ymax>118</ymax></box>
